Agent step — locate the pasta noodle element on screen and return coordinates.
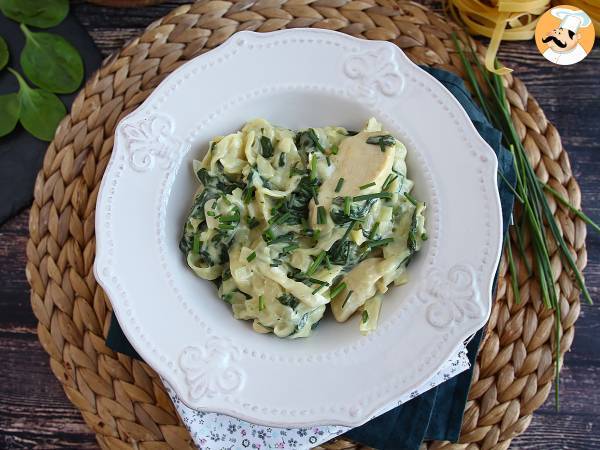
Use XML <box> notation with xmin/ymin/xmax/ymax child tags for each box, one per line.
<box><xmin>179</xmin><ymin>119</ymin><xmax>426</xmax><ymax>338</ymax></box>
<box><xmin>446</xmin><ymin>0</ymin><xmax>599</xmax><ymax>74</ymax></box>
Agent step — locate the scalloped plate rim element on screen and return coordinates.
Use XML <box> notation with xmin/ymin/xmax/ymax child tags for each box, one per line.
<box><xmin>94</xmin><ymin>28</ymin><xmax>504</xmax><ymax>427</ymax></box>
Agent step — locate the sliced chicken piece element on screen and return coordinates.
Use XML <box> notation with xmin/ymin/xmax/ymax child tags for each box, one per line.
<box><xmin>309</xmin><ymin>131</ymin><xmax>395</xmax><ymax>228</ymax></box>
<box><xmin>330</xmin><ymin>257</ymin><xmax>384</xmax><ymax>322</ymax></box>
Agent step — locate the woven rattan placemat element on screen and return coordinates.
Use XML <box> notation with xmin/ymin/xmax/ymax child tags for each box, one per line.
<box><xmin>25</xmin><ymin>1</ymin><xmax>587</xmax><ymax>449</ymax></box>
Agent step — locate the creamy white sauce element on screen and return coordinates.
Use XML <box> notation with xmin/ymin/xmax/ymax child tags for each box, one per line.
<box><xmin>180</xmin><ymin>118</ymin><xmax>426</xmax><ymax>338</ymax></box>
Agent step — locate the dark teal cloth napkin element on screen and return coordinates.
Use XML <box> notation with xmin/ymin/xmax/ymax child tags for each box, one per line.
<box><xmin>343</xmin><ymin>67</ymin><xmax>516</xmax><ymax>449</ymax></box>
<box><xmin>106</xmin><ymin>66</ymin><xmax>516</xmax><ymax>450</ymax></box>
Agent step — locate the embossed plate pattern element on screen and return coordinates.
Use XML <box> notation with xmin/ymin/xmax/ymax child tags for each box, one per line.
<box><xmin>94</xmin><ymin>29</ymin><xmax>503</xmax><ymax>427</ymax></box>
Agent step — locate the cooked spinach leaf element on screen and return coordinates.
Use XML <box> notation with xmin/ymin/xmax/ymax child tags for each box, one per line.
<box><xmin>295</xmin><ymin>312</ymin><xmax>310</xmax><ymax>332</ymax></box>
<box><xmin>327</xmin><ymin>222</ymin><xmax>366</xmax><ymax>267</ymax></box>
<box><xmin>277</xmin><ymin>293</ymin><xmax>300</xmax><ymax>309</ymax></box>
<box><xmin>278</xmin><ymin>152</ymin><xmax>286</xmax><ymax>167</ymax></box>
<box><xmin>179</xmin><ymin>168</ymin><xmax>243</xmax><ymax>255</ymax></box>
<box><xmin>268</xmin><ymin>174</ymin><xmax>319</xmax><ymax>226</ymax></box>
<box><xmin>260</xmin><ymin>135</ymin><xmax>274</xmax><ymax>158</ymax></box>
<box><xmin>295</xmin><ymin>128</ymin><xmax>324</xmax><ymax>154</ymax></box>
<box><xmin>330</xmin><ymin>196</ymin><xmax>377</xmax><ymax>225</ymax></box>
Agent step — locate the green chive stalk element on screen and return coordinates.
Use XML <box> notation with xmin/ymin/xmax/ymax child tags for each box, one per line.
<box><xmin>452</xmin><ymin>32</ymin><xmax>599</xmax><ymax>409</ymax></box>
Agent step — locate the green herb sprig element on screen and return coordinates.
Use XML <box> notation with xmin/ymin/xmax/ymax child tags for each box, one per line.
<box><xmin>366</xmin><ymin>134</ymin><xmax>395</xmax><ymax>152</ymax></box>
<box><xmin>329</xmin><ymin>281</ymin><xmax>347</xmax><ymax>299</ymax></box>
<box><xmin>452</xmin><ymin>32</ymin><xmax>599</xmax><ymax>408</ymax></box>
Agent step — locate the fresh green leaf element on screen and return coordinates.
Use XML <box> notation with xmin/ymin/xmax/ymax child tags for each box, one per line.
<box><xmin>20</xmin><ymin>24</ymin><xmax>83</xmax><ymax>94</ymax></box>
<box><xmin>9</xmin><ymin>68</ymin><xmax>65</xmax><ymax>141</ymax></box>
<box><xmin>0</xmin><ymin>93</ymin><xmax>20</xmax><ymax>137</ymax></box>
<box><xmin>0</xmin><ymin>0</ymin><xmax>69</xmax><ymax>28</ymax></box>
<box><xmin>0</xmin><ymin>36</ymin><xmax>8</xmax><ymax>70</ymax></box>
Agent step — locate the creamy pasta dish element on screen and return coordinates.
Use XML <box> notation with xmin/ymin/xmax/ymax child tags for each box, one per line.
<box><xmin>179</xmin><ymin>118</ymin><xmax>426</xmax><ymax>338</ymax></box>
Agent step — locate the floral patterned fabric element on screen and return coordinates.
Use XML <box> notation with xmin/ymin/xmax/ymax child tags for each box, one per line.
<box><xmin>164</xmin><ymin>344</ymin><xmax>469</xmax><ymax>450</ymax></box>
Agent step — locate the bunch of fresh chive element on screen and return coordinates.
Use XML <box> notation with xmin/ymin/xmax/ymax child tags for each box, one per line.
<box><xmin>452</xmin><ymin>32</ymin><xmax>599</xmax><ymax>408</ymax></box>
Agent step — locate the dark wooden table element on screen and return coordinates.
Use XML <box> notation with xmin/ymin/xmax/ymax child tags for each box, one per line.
<box><xmin>0</xmin><ymin>1</ymin><xmax>598</xmax><ymax>448</ymax></box>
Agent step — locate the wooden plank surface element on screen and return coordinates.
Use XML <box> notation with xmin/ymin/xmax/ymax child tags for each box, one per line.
<box><xmin>0</xmin><ymin>0</ymin><xmax>599</xmax><ymax>448</ymax></box>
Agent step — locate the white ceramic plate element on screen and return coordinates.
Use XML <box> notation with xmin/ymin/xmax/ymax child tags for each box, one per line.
<box><xmin>95</xmin><ymin>29</ymin><xmax>503</xmax><ymax>428</ymax></box>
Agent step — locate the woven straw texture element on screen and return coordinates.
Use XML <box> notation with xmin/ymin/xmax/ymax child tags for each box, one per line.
<box><xmin>25</xmin><ymin>1</ymin><xmax>587</xmax><ymax>449</ymax></box>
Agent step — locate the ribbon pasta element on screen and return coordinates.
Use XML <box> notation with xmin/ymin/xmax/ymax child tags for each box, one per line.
<box><xmin>179</xmin><ymin>119</ymin><xmax>426</xmax><ymax>338</ymax></box>
<box><xmin>446</xmin><ymin>0</ymin><xmax>598</xmax><ymax>74</ymax></box>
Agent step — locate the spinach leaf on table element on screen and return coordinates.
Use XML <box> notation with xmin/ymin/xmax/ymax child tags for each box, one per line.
<box><xmin>0</xmin><ymin>0</ymin><xmax>68</xmax><ymax>28</ymax></box>
<box><xmin>20</xmin><ymin>25</ymin><xmax>83</xmax><ymax>94</ymax></box>
<box><xmin>0</xmin><ymin>36</ymin><xmax>8</xmax><ymax>70</ymax></box>
<box><xmin>9</xmin><ymin>68</ymin><xmax>65</xmax><ymax>141</ymax></box>
<box><xmin>0</xmin><ymin>93</ymin><xmax>20</xmax><ymax>138</ymax></box>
